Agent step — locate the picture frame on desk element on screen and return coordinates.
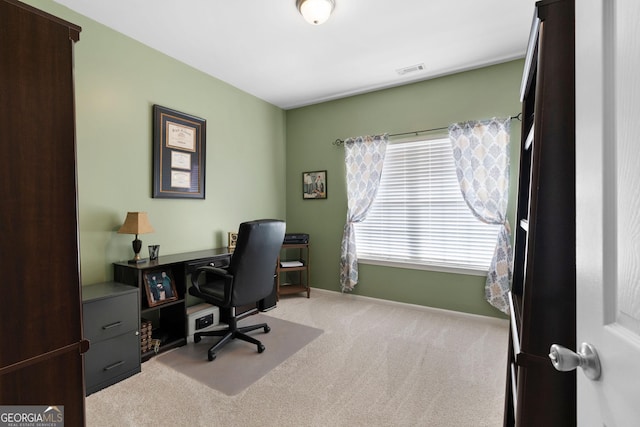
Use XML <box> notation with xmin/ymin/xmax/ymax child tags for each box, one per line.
<box><xmin>228</xmin><ymin>232</ymin><xmax>238</xmax><ymax>251</ymax></box>
<box><xmin>152</xmin><ymin>105</ymin><xmax>206</xmax><ymax>199</ymax></box>
<box><xmin>142</xmin><ymin>269</ymin><xmax>178</xmax><ymax>308</ymax></box>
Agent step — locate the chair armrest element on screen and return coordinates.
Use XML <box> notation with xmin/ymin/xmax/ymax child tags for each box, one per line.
<box><xmin>198</xmin><ymin>265</ymin><xmax>230</xmax><ymax>277</ymax></box>
<box><xmin>190</xmin><ymin>265</ymin><xmax>232</xmax><ymax>291</ymax></box>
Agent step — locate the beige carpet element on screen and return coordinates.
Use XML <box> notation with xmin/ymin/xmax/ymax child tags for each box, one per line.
<box><xmin>156</xmin><ymin>314</ymin><xmax>323</xmax><ymax>395</ymax></box>
<box><xmin>86</xmin><ymin>289</ymin><xmax>509</xmax><ymax>426</ymax></box>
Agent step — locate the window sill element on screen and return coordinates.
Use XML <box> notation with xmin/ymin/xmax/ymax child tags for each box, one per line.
<box><xmin>357</xmin><ymin>257</ymin><xmax>488</xmax><ymax>277</ymax></box>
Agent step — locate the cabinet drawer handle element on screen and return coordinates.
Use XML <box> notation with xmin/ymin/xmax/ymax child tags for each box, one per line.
<box><xmin>103</xmin><ymin>361</ymin><xmax>125</xmax><ymax>371</ymax></box>
<box><xmin>102</xmin><ymin>321</ymin><xmax>122</xmax><ymax>330</ymax></box>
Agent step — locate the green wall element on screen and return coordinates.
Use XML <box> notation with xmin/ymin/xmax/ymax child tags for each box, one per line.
<box><xmin>285</xmin><ymin>60</ymin><xmax>523</xmax><ymax>318</ymax></box>
<box><xmin>26</xmin><ymin>0</ymin><xmax>287</xmax><ymax>285</ymax></box>
<box><xmin>25</xmin><ymin>0</ymin><xmax>523</xmax><ymax>318</ymax></box>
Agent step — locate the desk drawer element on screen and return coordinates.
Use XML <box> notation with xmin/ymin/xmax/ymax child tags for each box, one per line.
<box><xmin>186</xmin><ymin>255</ymin><xmax>231</xmax><ymax>273</ymax></box>
<box><xmin>85</xmin><ymin>332</ymin><xmax>140</xmax><ymax>394</ymax></box>
<box><xmin>83</xmin><ymin>292</ymin><xmax>138</xmax><ymax>342</ymax></box>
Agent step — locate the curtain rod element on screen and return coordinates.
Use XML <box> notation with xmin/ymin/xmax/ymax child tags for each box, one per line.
<box><xmin>332</xmin><ymin>113</ymin><xmax>522</xmax><ymax>146</ymax></box>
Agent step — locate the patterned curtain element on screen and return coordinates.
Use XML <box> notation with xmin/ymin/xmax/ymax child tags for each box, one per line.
<box><xmin>340</xmin><ymin>134</ymin><xmax>388</xmax><ymax>292</ymax></box>
<box><xmin>448</xmin><ymin>118</ymin><xmax>512</xmax><ymax>314</ymax></box>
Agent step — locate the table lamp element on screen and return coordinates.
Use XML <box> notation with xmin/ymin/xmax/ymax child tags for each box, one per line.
<box><xmin>118</xmin><ymin>212</ymin><xmax>154</xmax><ymax>263</ymax></box>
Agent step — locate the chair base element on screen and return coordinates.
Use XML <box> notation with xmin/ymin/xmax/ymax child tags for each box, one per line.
<box><xmin>194</xmin><ymin>319</ymin><xmax>270</xmax><ymax>361</ymax></box>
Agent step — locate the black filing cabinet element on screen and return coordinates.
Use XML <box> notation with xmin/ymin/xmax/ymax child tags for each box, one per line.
<box><xmin>82</xmin><ymin>282</ymin><xmax>141</xmax><ymax>395</ymax></box>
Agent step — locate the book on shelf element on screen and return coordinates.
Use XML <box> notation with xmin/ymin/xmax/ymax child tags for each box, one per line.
<box><xmin>280</xmin><ymin>260</ymin><xmax>304</xmax><ymax>268</ymax></box>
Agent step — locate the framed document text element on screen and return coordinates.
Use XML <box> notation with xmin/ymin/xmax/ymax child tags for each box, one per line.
<box><xmin>153</xmin><ymin>105</ymin><xmax>206</xmax><ymax>199</ymax></box>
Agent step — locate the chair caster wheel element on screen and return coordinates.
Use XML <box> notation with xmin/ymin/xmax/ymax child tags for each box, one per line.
<box><xmin>208</xmin><ymin>351</ymin><xmax>216</xmax><ymax>361</ymax></box>
<box><xmin>264</xmin><ymin>325</ymin><xmax>271</xmax><ymax>333</ymax></box>
<box><xmin>194</xmin><ymin>335</ymin><xmax>201</xmax><ymax>343</ymax></box>
<box><xmin>258</xmin><ymin>344</ymin><xmax>265</xmax><ymax>353</ymax></box>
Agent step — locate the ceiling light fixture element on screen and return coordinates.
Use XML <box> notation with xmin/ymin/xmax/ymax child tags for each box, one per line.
<box><xmin>296</xmin><ymin>0</ymin><xmax>335</xmax><ymax>25</ymax></box>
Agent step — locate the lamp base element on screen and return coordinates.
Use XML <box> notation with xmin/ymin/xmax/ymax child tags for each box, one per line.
<box><xmin>128</xmin><ymin>236</ymin><xmax>146</xmax><ymax>264</ymax></box>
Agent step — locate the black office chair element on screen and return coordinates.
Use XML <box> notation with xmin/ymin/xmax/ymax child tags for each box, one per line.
<box><xmin>189</xmin><ymin>219</ymin><xmax>285</xmax><ymax>361</ymax></box>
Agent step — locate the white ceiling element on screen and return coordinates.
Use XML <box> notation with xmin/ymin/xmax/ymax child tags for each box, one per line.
<box><xmin>53</xmin><ymin>0</ymin><xmax>535</xmax><ymax>110</ymax></box>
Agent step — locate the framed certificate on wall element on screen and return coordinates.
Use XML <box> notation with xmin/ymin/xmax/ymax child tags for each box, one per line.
<box><xmin>152</xmin><ymin>105</ymin><xmax>206</xmax><ymax>199</ymax></box>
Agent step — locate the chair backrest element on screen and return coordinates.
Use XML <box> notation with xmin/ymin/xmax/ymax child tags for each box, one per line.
<box><xmin>227</xmin><ymin>219</ymin><xmax>286</xmax><ymax>307</ymax></box>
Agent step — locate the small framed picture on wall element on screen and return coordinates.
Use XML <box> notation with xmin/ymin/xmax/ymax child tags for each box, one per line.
<box><xmin>303</xmin><ymin>170</ymin><xmax>327</xmax><ymax>199</ymax></box>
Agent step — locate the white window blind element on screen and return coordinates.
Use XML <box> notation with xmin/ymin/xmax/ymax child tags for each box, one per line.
<box><xmin>354</xmin><ymin>137</ymin><xmax>500</xmax><ymax>273</ymax></box>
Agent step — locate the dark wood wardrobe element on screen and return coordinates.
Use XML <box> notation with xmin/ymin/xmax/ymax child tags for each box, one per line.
<box><xmin>504</xmin><ymin>0</ymin><xmax>576</xmax><ymax>425</ymax></box>
<box><xmin>0</xmin><ymin>0</ymin><xmax>87</xmax><ymax>424</ymax></box>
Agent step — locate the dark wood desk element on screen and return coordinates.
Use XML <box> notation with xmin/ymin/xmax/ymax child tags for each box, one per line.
<box><xmin>114</xmin><ymin>248</ymin><xmax>232</xmax><ymax>361</ymax></box>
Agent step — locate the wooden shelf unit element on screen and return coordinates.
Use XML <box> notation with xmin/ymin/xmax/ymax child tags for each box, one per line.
<box><xmin>503</xmin><ymin>1</ymin><xmax>576</xmax><ymax>426</ymax></box>
<box><xmin>276</xmin><ymin>243</ymin><xmax>311</xmax><ymax>298</ymax></box>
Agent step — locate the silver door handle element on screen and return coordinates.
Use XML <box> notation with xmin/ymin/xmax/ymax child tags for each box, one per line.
<box><xmin>549</xmin><ymin>342</ymin><xmax>601</xmax><ymax>380</ymax></box>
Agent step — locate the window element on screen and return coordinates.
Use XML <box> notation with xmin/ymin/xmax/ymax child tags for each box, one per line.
<box><xmin>354</xmin><ymin>136</ymin><xmax>500</xmax><ymax>275</ymax></box>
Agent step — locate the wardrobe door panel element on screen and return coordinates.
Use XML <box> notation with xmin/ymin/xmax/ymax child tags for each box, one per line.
<box><xmin>0</xmin><ymin>0</ymin><xmax>85</xmax><ymax>422</ymax></box>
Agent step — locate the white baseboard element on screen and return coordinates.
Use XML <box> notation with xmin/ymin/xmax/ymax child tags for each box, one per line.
<box><xmin>309</xmin><ymin>287</ymin><xmax>508</xmax><ymax>326</ymax></box>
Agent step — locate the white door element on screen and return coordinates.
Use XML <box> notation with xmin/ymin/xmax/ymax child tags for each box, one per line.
<box><xmin>575</xmin><ymin>0</ymin><xmax>640</xmax><ymax>425</ymax></box>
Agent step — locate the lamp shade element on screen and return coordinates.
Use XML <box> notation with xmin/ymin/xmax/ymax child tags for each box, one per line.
<box><xmin>296</xmin><ymin>0</ymin><xmax>335</xmax><ymax>25</ymax></box>
<box><xmin>118</xmin><ymin>212</ymin><xmax>154</xmax><ymax>235</ymax></box>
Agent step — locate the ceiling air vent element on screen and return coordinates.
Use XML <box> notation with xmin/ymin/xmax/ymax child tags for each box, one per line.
<box><xmin>396</xmin><ymin>63</ymin><xmax>426</xmax><ymax>76</ymax></box>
